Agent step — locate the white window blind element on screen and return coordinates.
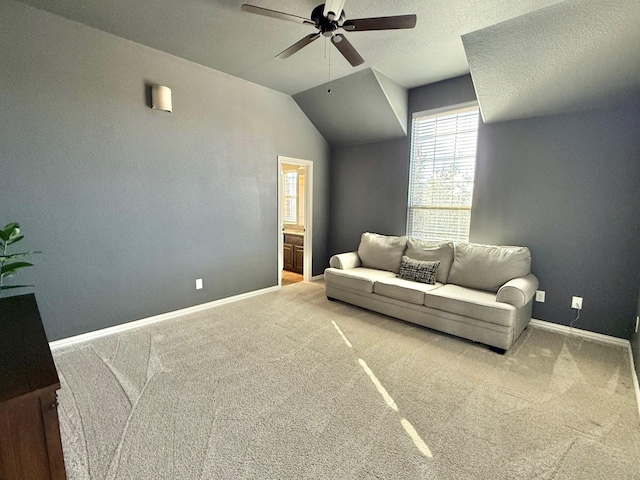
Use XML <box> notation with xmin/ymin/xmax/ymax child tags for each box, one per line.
<box><xmin>283</xmin><ymin>171</ymin><xmax>297</xmax><ymax>223</ymax></box>
<box><xmin>407</xmin><ymin>104</ymin><xmax>480</xmax><ymax>242</ymax></box>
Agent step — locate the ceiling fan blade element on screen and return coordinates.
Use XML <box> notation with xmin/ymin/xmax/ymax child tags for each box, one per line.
<box><xmin>241</xmin><ymin>4</ymin><xmax>315</xmax><ymax>26</ymax></box>
<box><xmin>276</xmin><ymin>33</ymin><xmax>321</xmax><ymax>59</ymax></box>
<box><xmin>331</xmin><ymin>34</ymin><xmax>364</xmax><ymax>67</ymax></box>
<box><xmin>342</xmin><ymin>14</ymin><xmax>417</xmax><ymax>31</ymax></box>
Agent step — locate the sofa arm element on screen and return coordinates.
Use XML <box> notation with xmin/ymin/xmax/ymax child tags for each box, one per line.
<box><xmin>496</xmin><ymin>273</ymin><xmax>539</xmax><ymax>308</ymax></box>
<box><xmin>329</xmin><ymin>252</ymin><xmax>362</xmax><ymax>270</ymax></box>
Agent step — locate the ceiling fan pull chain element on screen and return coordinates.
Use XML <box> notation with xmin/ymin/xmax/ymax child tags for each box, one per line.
<box><xmin>327</xmin><ymin>40</ymin><xmax>332</xmax><ymax>93</ymax></box>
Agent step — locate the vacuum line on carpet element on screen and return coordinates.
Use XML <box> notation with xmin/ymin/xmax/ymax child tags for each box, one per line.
<box><xmin>331</xmin><ymin>320</ymin><xmax>433</xmax><ymax>459</ymax></box>
<box><xmin>358</xmin><ymin>359</ymin><xmax>398</xmax><ymax>412</ymax></box>
<box><xmin>401</xmin><ymin>418</ymin><xmax>433</xmax><ymax>458</ymax></box>
<box><xmin>332</xmin><ymin>321</ymin><xmax>352</xmax><ymax>348</ymax></box>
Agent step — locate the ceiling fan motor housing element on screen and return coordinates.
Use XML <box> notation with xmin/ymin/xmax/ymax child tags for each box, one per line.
<box><xmin>311</xmin><ymin>4</ymin><xmax>344</xmax><ymax>37</ymax></box>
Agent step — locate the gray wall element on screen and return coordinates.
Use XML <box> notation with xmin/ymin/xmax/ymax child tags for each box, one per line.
<box><xmin>329</xmin><ymin>137</ymin><xmax>409</xmax><ymax>255</ymax></box>
<box><xmin>472</xmin><ymin>99</ymin><xmax>640</xmax><ymax>339</ymax></box>
<box><xmin>0</xmin><ymin>0</ymin><xmax>330</xmax><ymax>341</ymax></box>
<box><xmin>330</xmin><ymin>74</ymin><xmax>640</xmax><ymax>339</ymax></box>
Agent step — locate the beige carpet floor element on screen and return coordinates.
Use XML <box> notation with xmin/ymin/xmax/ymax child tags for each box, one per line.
<box><xmin>52</xmin><ymin>281</ymin><xmax>640</xmax><ymax>479</ymax></box>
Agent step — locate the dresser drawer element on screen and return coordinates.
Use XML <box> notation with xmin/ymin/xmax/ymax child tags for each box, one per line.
<box><xmin>284</xmin><ymin>233</ymin><xmax>303</xmax><ymax>246</ymax></box>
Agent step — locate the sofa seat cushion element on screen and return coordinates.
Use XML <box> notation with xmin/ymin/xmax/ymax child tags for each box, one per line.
<box><xmin>423</xmin><ymin>284</ymin><xmax>515</xmax><ymax>327</ymax></box>
<box><xmin>374</xmin><ymin>278</ymin><xmax>443</xmax><ymax>305</ymax></box>
<box><xmin>324</xmin><ymin>267</ymin><xmax>396</xmax><ymax>294</ymax></box>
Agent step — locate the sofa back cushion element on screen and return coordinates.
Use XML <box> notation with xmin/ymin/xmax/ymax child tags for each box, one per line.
<box><xmin>405</xmin><ymin>238</ymin><xmax>454</xmax><ymax>284</ymax></box>
<box><xmin>357</xmin><ymin>232</ymin><xmax>407</xmax><ymax>273</ymax></box>
<box><xmin>447</xmin><ymin>243</ymin><xmax>531</xmax><ymax>292</ymax></box>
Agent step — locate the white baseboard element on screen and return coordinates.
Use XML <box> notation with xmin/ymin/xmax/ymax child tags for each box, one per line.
<box><xmin>629</xmin><ymin>345</ymin><xmax>640</xmax><ymax>423</ymax></box>
<box><xmin>529</xmin><ymin>318</ymin><xmax>629</xmax><ymax>347</ymax></box>
<box><xmin>311</xmin><ymin>274</ymin><xmax>324</xmax><ymax>282</ymax></box>
<box><xmin>49</xmin><ymin>286</ymin><xmax>279</xmax><ymax>351</ymax></box>
<box><xmin>530</xmin><ymin>318</ymin><xmax>640</xmax><ymax>422</ymax></box>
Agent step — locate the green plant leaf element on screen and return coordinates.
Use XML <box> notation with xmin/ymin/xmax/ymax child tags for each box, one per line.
<box><xmin>0</xmin><ymin>251</ymin><xmax>40</xmax><ymax>261</ymax></box>
<box><xmin>7</xmin><ymin>235</ymin><xmax>24</xmax><ymax>245</ymax></box>
<box><xmin>8</xmin><ymin>227</ymin><xmax>20</xmax><ymax>239</ymax></box>
<box><xmin>0</xmin><ymin>284</ymin><xmax>34</xmax><ymax>291</ymax></box>
<box><xmin>0</xmin><ymin>223</ymin><xmax>19</xmax><ymax>242</ymax></box>
<box><xmin>0</xmin><ymin>261</ymin><xmax>33</xmax><ymax>275</ymax></box>
<box><xmin>0</xmin><ymin>223</ymin><xmax>37</xmax><ymax>291</ymax></box>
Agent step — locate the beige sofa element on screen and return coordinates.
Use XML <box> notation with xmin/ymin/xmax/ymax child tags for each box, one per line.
<box><xmin>324</xmin><ymin>233</ymin><xmax>539</xmax><ymax>352</ymax></box>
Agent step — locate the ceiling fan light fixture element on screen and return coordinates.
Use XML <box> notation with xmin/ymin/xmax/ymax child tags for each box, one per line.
<box><xmin>323</xmin><ymin>0</ymin><xmax>346</xmax><ymax>21</ymax></box>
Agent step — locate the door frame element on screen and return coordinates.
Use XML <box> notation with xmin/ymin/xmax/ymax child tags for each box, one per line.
<box><xmin>278</xmin><ymin>156</ymin><xmax>313</xmax><ymax>286</ymax></box>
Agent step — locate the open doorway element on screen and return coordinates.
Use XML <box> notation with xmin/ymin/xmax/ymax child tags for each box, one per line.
<box><xmin>278</xmin><ymin>156</ymin><xmax>313</xmax><ymax>287</ymax></box>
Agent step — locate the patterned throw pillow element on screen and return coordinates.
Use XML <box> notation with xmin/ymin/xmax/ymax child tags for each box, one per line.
<box><xmin>397</xmin><ymin>256</ymin><xmax>441</xmax><ymax>284</ymax></box>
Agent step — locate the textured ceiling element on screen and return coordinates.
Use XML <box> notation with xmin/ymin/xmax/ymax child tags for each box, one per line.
<box><xmin>463</xmin><ymin>0</ymin><xmax>640</xmax><ymax>123</ymax></box>
<box><xmin>293</xmin><ymin>68</ymin><xmax>408</xmax><ymax>147</ymax></box>
<box><xmin>12</xmin><ymin>0</ymin><xmax>640</xmax><ymax>144</ymax></box>
<box><xmin>14</xmin><ymin>0</ymin><xmax>562</xmax><ymax>96</ymax></box>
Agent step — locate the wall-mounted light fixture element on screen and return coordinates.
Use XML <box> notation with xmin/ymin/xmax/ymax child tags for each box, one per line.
<box><xmin>150</xmin><ymin>84</ymin><xmax>172</xmax><ymax>112</ymax></box>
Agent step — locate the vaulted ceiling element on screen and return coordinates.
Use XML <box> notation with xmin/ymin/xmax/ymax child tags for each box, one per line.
<box><xmin>15</xmin><ymin>0</ymin><xmax>563</xmax><ymax>96</ymax></box>
<box><xmin>13</xmin><ymin>0</ymin><xmax>640</xmax><ymax>144</ymax></box>
<box><xmin>463</xmin><ymin>0</ymin><xmax>640</xmax><ymax>123</ymax></box>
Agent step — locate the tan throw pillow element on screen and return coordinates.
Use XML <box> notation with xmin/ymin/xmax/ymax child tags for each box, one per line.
<box><xmin>357</xmin><ymin>232</ymin><xmax>407</xmax><ymax>273</ymax></box>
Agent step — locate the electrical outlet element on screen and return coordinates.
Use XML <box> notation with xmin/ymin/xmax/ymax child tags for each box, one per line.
<box><xmin>535</xmin><ymin>290</ymin><xmax>545</xmax><ymax>302</ymax></box>
<box><xmin>636</xmin><ymin>316</ymin><xmax>639</xmax><ymax>333</ymax></box>
<box><xmin>196</xmin><ymin>278</ymin><xmax>203</xmax><ymax>290</ymax></box>
<box><xmin>571</xmin><ymin>296</ymin><xmax>583</xmax><ymax>310</ymax></box>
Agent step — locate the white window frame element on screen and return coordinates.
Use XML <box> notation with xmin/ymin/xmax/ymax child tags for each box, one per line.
<box><xmin>407</xmin><ymin>101</ymin><xmax>480</xmax><ymax>242</ymax></box>
<box><xmin>282</xmin><ymin>170</ymin><xmax>298</xmax><ymax>224</ymax></box>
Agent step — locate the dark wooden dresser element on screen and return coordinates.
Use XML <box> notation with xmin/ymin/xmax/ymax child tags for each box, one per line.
<box><xmin>0</xmin><ymin>293</ymin><xmax>67</xmax><ymax>480</ymax></box>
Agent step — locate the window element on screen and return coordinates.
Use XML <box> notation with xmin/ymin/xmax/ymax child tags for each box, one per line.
<box><xmin>283</xmin><ymin>171</ymin><xmax>298</xmax><ymax>223</ymax></box>
<box><xmin>407</xmin><ymin>103</ymin><xmax>480</xmax><ymax>242</ymax></box>
<box><xmin>282</xmin><ymin>166</ymin><xmax>306</xmax><ymax>226</ymax></box>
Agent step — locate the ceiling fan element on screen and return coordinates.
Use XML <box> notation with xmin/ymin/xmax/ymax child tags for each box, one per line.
<box><xmin>241</xmin><ymin>1</ymin><xmax>417</xmax><ymax>67</ymax></box>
